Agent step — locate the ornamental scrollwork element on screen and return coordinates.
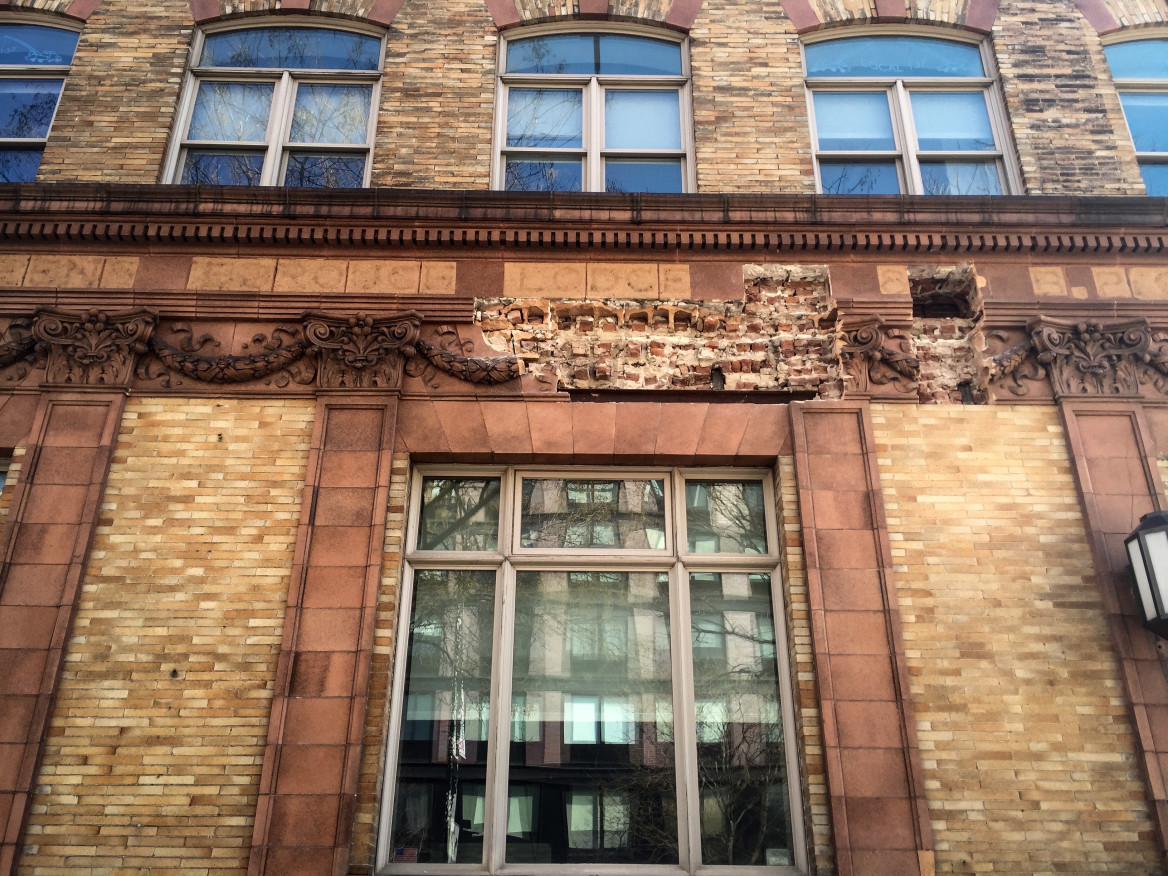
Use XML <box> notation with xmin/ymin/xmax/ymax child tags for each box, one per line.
<box><xmin>0</xmin><ymin>307</ymin><xmax>523</xmax><ymax>391</ymax></box>
<box><xmin>982</xmin><ymin>332</ymin><xmax>1043</xmax><ymax>397</ymax></box>
<box><xmin>837</xmin><ymin>315</ymin><xmax>919</xmax><ymax>395</ymax></box>
<box><xmin>33</xmin><ymin>307</ymin><xmax>156</xmax><ymax>386</ymax></box>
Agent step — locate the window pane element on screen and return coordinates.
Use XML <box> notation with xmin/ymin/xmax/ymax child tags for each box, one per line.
<box><xmin>819</xmin><ymin>160</ymin><xmax>900</xmax><ymax>194</ymax></box>
<box><xmin>685</xmin><ymin>481</ymin><xmax>767</xmax><ymax>554</ymax></box>
<box><xmin>283</xmin><ymin>153</ymin><xmax>365</xmax><ymax>187</ymax></box>
<box><xmin>911</xmin><ymin>91</ymin><xmax>995</xmax><ymax>151</ymax></box>
<box><xmin>390</xmin><ymin>569</ymin><xmax>496</xmax><ymax>865</ymax></box>
<box><xmin>605</xmin><ymin>91</ymin><xmax>681</xmax><ymax>149</ymax></box>
<box><xmin>201</xmin><ymin>27</ymin><xmax>381</xmax><ymax>70</ymax></box>
<box><xmin>690</xmin><ymin>572</ymin><xmax>794</xmax><ymax>866</ymax></box>
<box><xmin>506</xmin><ymin>34</ymin><xmax>682</xmax><ymax>76</ymax></box>
<box><xmin>0</xmin><ymin>25</ymin><xmax>79</xmax><ymax>65</ymax></box>
<box><xmin>1120</xmin><ymin>93</ymin><xmax>1168</xmax><ymax>153</ymax></box>
<box><xmin>509</xmin><ymin>570</ymin><xmax>678</xmax><ymax>864</ymax></box>
<box><xmin>597</xmin><ymin>35</ymin><xmax>682</xmax><ymax>76</ymax></box>
<box><xmin>919</xmin><ymin>160</ymin><xmax>1002</xmax><ymax>195</ymax></box>
<box><xmin>507</xmin><ymin>34</ymin><xmax>596</xmax><ymax>75</ymax></box>
<box><xmin>812</xmin><ymin>91</ymin><xmax>895</xmax><ymax>150</ymax></box>
<box><xmin>180</xmin><ymin>150</ymin><xmax>264</xmax><ymax>185</ymax></box>
<box><xmin>0</xmin><ymin>80</ymin><xmax>62</xmax><ymax>139</ymax></box>
<box><xmin>187</xmin><ymin>81</ymin><xmax>273</xmax><ymax>142</ymax></box>
<box><xmin>417</xmin><ymin>477</ymin><xmax>501</xmax><ymax>551</ymax></box>
<box><xmin>507</xmin><ymin>88</ymin><xmax>583</xmax><ymax>148</ymax></box>
<box><xmin>0</xmin><ymin>148</ymin><xmax>42</xmax><ymax>182</ymax></box>
<box><xmin>1141</xmin><ymin>163</ymin><xmax>1168</xmax><ymax>196</ymax></box>
<box><xmin>521</xmin><ymin>479</ymin><xmax>666</xmax><ymax>549</ymax></box>
<box><xmin>1106</xmin><ymin>40</ymin><xmax>1168</xmax><ymax>80</ymax></box>
<box><xmin>505</xmin><ymin>157</ymin><xmax>582</xmax><ymax>191</ymax></box>
<box><xmin>289</xmin><ymin>84</ymin><xmax>372</xmax><ymax>144</ymax></box>
<box><xmin>805</xmin><ymin>36</ymin><xmax>984</xmax><ymax>78</ymax></box>
<box><xmin>605</xmin><ymin>159</ymin><xmax>683</xmax><ymax>193</ymax></box>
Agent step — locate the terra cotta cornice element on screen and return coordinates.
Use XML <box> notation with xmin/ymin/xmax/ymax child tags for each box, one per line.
<box><xmin>0</xmin><ymin>184</ymin><xmax>1163</xmax><ymax>256</ymax></box>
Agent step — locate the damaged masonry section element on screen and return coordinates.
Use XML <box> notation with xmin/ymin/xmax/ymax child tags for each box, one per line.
<box><xmin>477</xmin><ymin>263</ymin><xmax>986</xmax><ymax>402</ymax></box>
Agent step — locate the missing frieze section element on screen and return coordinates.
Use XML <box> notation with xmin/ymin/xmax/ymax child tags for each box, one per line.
<box><xmin>909</xmin><ymin>266</ymin><xmax>986</xmax><ymax>404</ymax></box>
<box><xmin>476</xmin><ymin>265</ymin><xmax>840</xmax><ymax>394</ymax></box>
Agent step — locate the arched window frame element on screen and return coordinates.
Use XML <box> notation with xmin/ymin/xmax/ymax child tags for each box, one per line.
<box><xmin>492</xmin><ymin>25</ymin><xmax>696</xmax><ymax>194</ymax></box>
<box><xmin>1102</xmin><ymin>33</ymin><xmax>1168</xmax><ymax>197</ymax></box>
<box><xmin>163</xmin><ymin>19</ymin><xmax>386</xmax><ymax>187</ymax></box>
<box><xmin>802</xmin><ymin>29</ymin><xmax>1021</xmax><ymax>196</ymax></box>
<box><xmin>0</xmin><ymin>16</ymin><xmax>81</xmax><ymax>183</ymax></box>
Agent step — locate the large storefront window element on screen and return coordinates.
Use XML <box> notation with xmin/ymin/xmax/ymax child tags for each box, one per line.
<box><xmin>379</xmin><ymin>469</ymin><xmax>805</xmax><ymax>873</ymax></box>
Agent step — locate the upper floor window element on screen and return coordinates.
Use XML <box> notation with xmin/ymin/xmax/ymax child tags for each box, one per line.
<box><xmin>494</xmin><ymin>31</ymin><xmax>694</xmax><ymax>193</ymax></box>
<box><xmin>379</xmin><ymin>468</ymin><xmax>805</xmax><ymax>872</ymax></box>
<box><xmin>166</xmin><ymin>25</ymin><xmax>383</xmax><ymax>187</ymax></box>
<box><xmin>804</xmin><ymin>35</ymin><xmax>1016</xmax><ymax>195</ymax></box>
<box><xmin>0</xmin><ymin>23</ymin><xmax>79</xmax><ymax>183</ymax></box>
<box><xmin>1105</xmin><ymin>39</ymin><xmax>1168</xmax><ymax>196</ymax></box>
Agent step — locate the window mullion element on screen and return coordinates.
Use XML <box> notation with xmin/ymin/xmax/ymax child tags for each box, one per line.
<box><xmin>487</xmin><ymin>558</ymin><xmax>516</xmax><ymax>874</ymax></box>
<box><xmin>896</xmin><ymin>80</ymin><xmax>924</xmax><ymax>194</ymax></box>
<box><xmin>589</xmin><ymin>77</ymin><xmax>603</xmax><ymax>192</ymax></box>
<box><xmin>262</xmin><ymin>70</ymin><xmax>294</xmax><ymax>186</ymax></box>
<box><xmin>670</xmin><ymin>555</ymin><xmax>700</xmax><ymax>874</ymax></box>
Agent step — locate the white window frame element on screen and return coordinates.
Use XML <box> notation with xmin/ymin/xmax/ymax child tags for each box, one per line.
<box><xmin>163</xmin><ymin>20</ymin><xmax>385</xmax><ymax>187</ymax></box>
<box><xmin>803</xmin><ymin>29</ymin><xmax>1020</xmax><ymax>196</ymax></box>
<box><xmin>377</xmin><ymin>465</ymin><xmax>807</xmax><ymax>875</ymax></box>
<box><xmin>491</xmin><ymin>26</ymin><xmax>697</xmax><ymax>193</ymax></box>
<box><xmin>1102</xmin><ymin>34</ymin><xmax>1168</xmax><ymax>197</ymax></box>
<box><xmin>0</xmin><ymin>16</ymin><xmax>81</xmax><ymax>182</ymax></box>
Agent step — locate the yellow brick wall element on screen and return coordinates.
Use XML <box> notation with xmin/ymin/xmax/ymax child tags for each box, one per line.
<box><xmin>872</xmin><ymin>404</ymin><xmax>1159</xmax><ymax>874</ymax></box>
<box><xmin>351</xmin><ymin>453</ymin><xmax>410</xmax><ymax>871</ymax></box>
<box><xmin>0</xmin><ymin>447</ymin><xmax>22</xmax><ymax>530</ymax></box>
<box><xmin>18</xmin><ymin>398</ymin><xmax>314</xmax><ymax>876</ymax></box>
<box><xmin>775</xmin><ymin>456</ymin><xmax>835</xmax><ymax>872</ymax></box>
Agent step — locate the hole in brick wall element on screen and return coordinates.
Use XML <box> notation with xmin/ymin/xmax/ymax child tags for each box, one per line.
<box><xmin>909</xmin><ymin>265</ymin><xmax>980</xmax><ymax>320</ymax></box>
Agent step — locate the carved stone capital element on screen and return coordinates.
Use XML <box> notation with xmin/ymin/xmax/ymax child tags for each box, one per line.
<box><xmin>838</xmin><ymin>315</ymin><xmax>919</xmax><ymax>396</ymax></box>
<box><xmin>303</xmin><ymin>311</ymin><xmax>423</xmax><ymax>390</ymax></box>
<box><xmin>33</xmin><ymin>307</ymin><xmax>156</xmax><ymax>387</ymax></box>
<box><xmin>1030</xmin><ymin>317</ymin><xmax>1151</xmax><ymax>399</ymax></box>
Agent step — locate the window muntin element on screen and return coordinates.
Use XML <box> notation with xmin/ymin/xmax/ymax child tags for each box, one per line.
<box><xmin>1105</xmin><ymin>39</ymin><xmax>1168</xmax><ymax>196</ymax></box>
<box><xmin>496</xmin><ymin>32</ymin><xmax>693</xmax><ymax>194</ymax></box>
<box><xmin>168</xmin><ymin>25</ymin><xmax>382</xmax><ymax>187</ymax></box>
<box><xmin>381</xmin><ymin>468</ymin><xmax>804</xmax><ymax>874</ymax></box>
<box><xmin>0</xmin><ymin>23</ymin><xmax>79</xmax><ymax>183</ymax></box>
<box><xmin>805</xmin><ymin>34</ymin><xmax>1014</xmax><ymax>195</ymax></box>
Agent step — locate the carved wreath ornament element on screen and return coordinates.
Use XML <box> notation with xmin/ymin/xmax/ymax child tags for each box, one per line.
<box><xmin>986</xmin><ymin>316</ymin><xmax>1168</xmax><ymax>399</ymax></box>
<box><xmin>0</xmin><ymin>307</ymin><xmax>520</xmax><ymax>390</ymax></box>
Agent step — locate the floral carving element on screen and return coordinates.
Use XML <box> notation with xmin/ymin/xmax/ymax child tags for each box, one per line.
<box><xmin>0</xmin><ymin>318</ymin><xmax>34</xmax><ymax>369</ymax></box>
<box><xmin>1030</xmin><ymin>317</ymin><xmax>1151</xmax><ymax>398</ymax></box>
<box><xmin>406</xmin><ymin>325</ymin><xmax>522</xmax><ymax>388</ymax></box>
<box><xmin>33</xmin><ymin>308</ymin><xmax>156</xmax><ymax>386</ymax></box>
<box><xmin>838</xmin><ymin>315</ymin><xmax>918</xmax><ymax>395</ymax></box>
<box><xmin>304</xmin><ymin>311</ymin><xmax>423</xmax><ymax>389</ymax></box>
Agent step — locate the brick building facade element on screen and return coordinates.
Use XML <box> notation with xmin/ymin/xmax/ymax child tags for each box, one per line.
<box><xmin>0</xmin><ymin>0</ymin><xmax>1166</xmax><ymax>874</ymax></box>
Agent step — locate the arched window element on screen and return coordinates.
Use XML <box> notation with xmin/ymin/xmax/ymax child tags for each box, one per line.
<box><xmin>804</xmin><ymin>34</ymin><xmax>1016</xmax><ymax>195</ymax></box>
<box><xmin>0</xmin><ymin>22</ymin><xmax>79</xmax><ymax>183</ymax></box>
<box><xmin>166</xmin><ymin>24</ymin><xmax>384</xmax><ymax>187</ymax></box>
<box><xmin>1104</xmin><ymin>39</ymin><xmax>1168</xmax><ymax>196</ymax></box>
<box><xmin>494</xmin><ymin>31</ymin><xmax>694</xmax><ymax>193</ymax></box>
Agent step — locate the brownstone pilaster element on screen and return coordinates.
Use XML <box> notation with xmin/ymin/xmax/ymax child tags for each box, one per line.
<box><xmin>1059</xmin><ymin>403</ymin><xmax>1168</xmax><ymax>869</ymax></box>
<box><xmin>0</xmin><ymin>391</ymin><xmax>125</xmax><ymax>876</ymax></box>
<box><xmin>250</xmin><ymin>396</ymin><xmax>399</xmax><ymax>876</ymax></box>
<box><xmin>790</xmin><ymin>400</ymin><xmax>934</xmax><ymax>876</ymax></box>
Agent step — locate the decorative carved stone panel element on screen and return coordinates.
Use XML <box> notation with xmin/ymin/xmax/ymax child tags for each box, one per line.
<box><xmin>33</xmin><ymin>308</ymin><xmax>156</xmax><ymax>387</ymax></box>
<box><xmin>837</xmin><ymin>315</ymin><xmax>919</xmax><ymax>397</ymax></box>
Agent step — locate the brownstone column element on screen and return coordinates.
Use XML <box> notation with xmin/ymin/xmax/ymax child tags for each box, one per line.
<box><xmin>250</xmin><ymin>396</ymin><xmax>399</xmax><ymax>876</ymax></box>
<box><xmin>790</xmin><ymin>400</ymin><xmax>934</xmax><ymax>876</ymax></box>
<box><xmin>1059</xmin><ymin>402</ymin><xmax>1168</xmax><ymax>868</ymax></box>
<box><xmin>0</xmin><ymin>391</ymin><xmax>126</xmax><ymax>876</ymax></box>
